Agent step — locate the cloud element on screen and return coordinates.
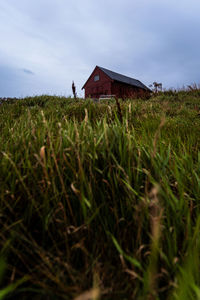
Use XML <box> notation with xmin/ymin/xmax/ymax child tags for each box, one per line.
<box><xmin>21</xmin><ymin>68</ymin><xmax>34</xmax><ymax>75</ymax></box>
<box><xmin>0</xmin><ymin>0</ymin><xmax>200</xmax><ymax>96</ymax></box>
<box><xmin>0</xmin><ymin>64</ymin><xmax>24</xmax><ymax>97</ymax></box>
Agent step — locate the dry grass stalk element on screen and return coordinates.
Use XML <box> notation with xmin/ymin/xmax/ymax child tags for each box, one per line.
<box><xmin>148</xmin><ymin>185</ymin><xmax>163</xmax><ymax>300</ymax></box>
<box><xmin>115</xmin><ymin>97</ymin><xmax>123</xmax><ymax>123</ymax></box>
<box><xmin>74</xmin><ymin>288</ymin><xmax>100</xmax><ymax>300</ymax></box>
<box><xmin>152</xmin><ymin>117</ymin><xmax>165</xmax><ymax>158</ymax></box>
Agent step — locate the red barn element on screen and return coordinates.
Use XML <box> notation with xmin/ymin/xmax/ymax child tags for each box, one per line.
<box><xmin>82</xmin><ymin>66</ymin><xmax>151</xmax><ymax>99</ymax></box>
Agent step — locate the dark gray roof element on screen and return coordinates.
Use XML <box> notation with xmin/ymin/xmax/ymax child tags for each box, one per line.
<box><xmin>98</xmin><ymin>66</ymin><xmax>151</xmax><ymax>91</ymax></box>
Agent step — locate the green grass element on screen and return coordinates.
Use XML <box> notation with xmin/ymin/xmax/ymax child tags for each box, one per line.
<box><xmin>0</xmin><ymin>92</ymin><xmax>200</xmax><ymax>299</ymax></box>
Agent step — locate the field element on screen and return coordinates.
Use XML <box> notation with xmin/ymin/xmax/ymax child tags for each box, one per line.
<box><xmin>0</xmin><ymin>90</ymin><xmax>200</xmax><ymax>299</ymax></box>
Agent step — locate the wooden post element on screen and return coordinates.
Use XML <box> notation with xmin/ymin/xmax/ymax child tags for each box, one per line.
<box><xmin>72</xmin><ymin>81</ymin><xmax>77</xmax><ymax>100</ymax></box>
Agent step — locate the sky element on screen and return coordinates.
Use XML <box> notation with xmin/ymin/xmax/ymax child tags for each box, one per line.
<box><xmin>0</xmin><ymin>0</ymin><xmax>200</xmax><ymax>97</ymax></box>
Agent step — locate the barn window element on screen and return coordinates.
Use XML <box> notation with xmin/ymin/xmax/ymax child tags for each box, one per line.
<box><xmin>94</xmin><ymin>75</ymin><xmax>99</xmax><ymax>81</ymax></box>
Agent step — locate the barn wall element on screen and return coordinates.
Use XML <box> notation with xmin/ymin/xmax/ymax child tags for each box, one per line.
<box><xmin>111</xmin><ymin>81</ymin><xmax>149</xmax><ymax>99</ymax></box>
<box><xmin>84</xmin><ymin>67</ymin><xmax>112</xmax><ymax>98</ymax></box>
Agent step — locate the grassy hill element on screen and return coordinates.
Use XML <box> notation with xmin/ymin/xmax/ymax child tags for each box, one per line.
<box><xmin>0</xmin><ymin>91</ymin><xmax>200</xmax><ymax>299</ymax></box>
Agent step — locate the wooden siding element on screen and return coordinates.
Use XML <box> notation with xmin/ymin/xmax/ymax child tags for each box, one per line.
<box><xmin>111</xmin><ymin>81</ymin><xmax>149</xmax><ymax>99</ymax></box>
<box><xmin>83</xmin><ymin>66</ymin><xmax>112</xmax><ymax>99</ymax></box>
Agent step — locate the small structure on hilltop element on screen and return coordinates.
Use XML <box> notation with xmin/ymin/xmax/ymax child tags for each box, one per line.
<box><xmin>82</xmin><ymin>66</ymin><xmax>151</xmax><ymax>99</ymax></box>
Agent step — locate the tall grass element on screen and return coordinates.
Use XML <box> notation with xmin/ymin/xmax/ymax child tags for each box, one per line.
<box><xmin>0</xmin><ymin>93</ymin><xmax>200</xmax><ymax>299</ymax></box>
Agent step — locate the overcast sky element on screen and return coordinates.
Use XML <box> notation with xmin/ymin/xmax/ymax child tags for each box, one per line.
<box><xmin>0</xmin><ymin>0</ymin><xmax>200</xmax><ymax>97</ymax></box>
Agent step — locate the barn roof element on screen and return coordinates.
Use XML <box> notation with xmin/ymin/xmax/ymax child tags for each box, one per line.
<box><xmin>98</xmin><ymin>66</ymin><xmax>151</xmax><ymax>91</ymax></box>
